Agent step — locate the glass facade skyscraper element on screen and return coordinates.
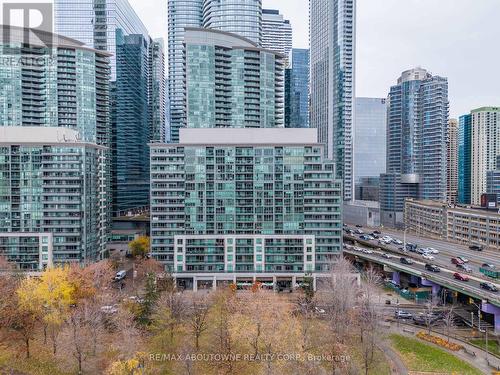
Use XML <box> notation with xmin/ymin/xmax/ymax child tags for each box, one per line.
<box><xmin>262</xmin><ymin>9</ymin><xmax>292</xmax><ymax>66</ymax></box>
<box><xmin>55</xmin><ymin>0</ymin><xmax>166</xmax><ymax>215</ymax></box>
<box><xmin>458</xmin><ymin>114</ymin><xmax>472</xmax><ymax>204</ymax></box>
<box><xmin>380</xmin><ymin>68</ymin><xmax>449</xmax><ymax>227</ymax></box>
<box><xmin>184</xmin><ymin>28</ymin><xmax>284</xmax><ymax>129</ymax></box>
<box><xmin>0</xmin><ymin>27</ymin><xmax>111</xmax><ymax>267</ymax></box>
<box><xmin>310</xmin><ymin>0</ymin><xmax>356</xmax><ymax>201</ymax></box>
<box><xmin>353</xmin><ymin>97</ymin><xmax>386</xmax><ymax>183</ymax></box>
<box><xmin>285</xmin><ymin>49</ymin><xmax>310</xmax><ymax>129</ymax></box>
<box><xmin>150</xmin><ymin>128</ymin><xmax>342</xmax><ymax>287</ymax></box>
<box><xmin>168</xmin><ymin>0</ymin><xmax>265</xmax><ymax>142</ymax></box>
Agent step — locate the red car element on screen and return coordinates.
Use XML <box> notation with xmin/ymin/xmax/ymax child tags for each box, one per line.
<box><xmin>451</xmin><ymin>258</ymin><xmax>464</xmax><ymax>265</ymax></box>
<box><xmin>453</xmin><ymin>272</ymin><xmax>469</xmax><ymax>281</ymax></box>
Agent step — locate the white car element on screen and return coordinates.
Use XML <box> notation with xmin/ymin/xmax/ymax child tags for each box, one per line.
<box><xmin>392</xmin><ymin>239</ymin><xmax>403</xmax><ymax>245</ymax></box>
<box><xmin>381</xmin><ymin>253</ymin><xmax>392</xmax><ymax>259</ymax></box>
<box><xmin>422</xmin><ymin>253</ymin><xmax>435</xmax><ymax>260</ymax></box>
<box><xmin>426</xmin><ymin>248</ymin><xmax>439</xmax><ymax>254</ymax></box>
<box><xmin>381</xmin><ymin>236</ymin><xmax>393</xmax><ymax>242</ymax></box>
<box><xmin>364</xmin><ymin>249</ymin><xmax>374</xmax><ymax>254</ymax></box>
<box><xmin>457</xmin><ymin>256</ymin><xmax>469</xmax><ymax>263</ymax></box>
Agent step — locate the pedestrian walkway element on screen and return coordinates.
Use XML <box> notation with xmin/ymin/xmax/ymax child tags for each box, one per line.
<box><xmin>387</xmin><ymin>321</ymin><xmax>499</xmax><ymax>374</ymax></box>
<box><xmin>377</xmin><ymin>338</ymin><xmax>408</xmax><ymax>375</ymax></box>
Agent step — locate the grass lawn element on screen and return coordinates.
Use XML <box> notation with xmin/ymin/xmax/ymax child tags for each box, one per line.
<box><xmin>389</xmin><ymin>334</ymin><xmax>482</xmax><ymax>375</ymax></box>
<box><xmin>0</xmin><ymin>344</ymin><xmax>73</xmax><ymax>375</ymax></box>
<box><xmin>470</xmin><ymin>338</ymin><xmax>500</xmax><ymax>357</ymax></box>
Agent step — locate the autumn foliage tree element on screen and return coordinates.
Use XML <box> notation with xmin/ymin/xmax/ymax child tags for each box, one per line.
<box><xmin>128</xmin><ymin>236</ymin><xmax>150</xmax><ymax>258</ymax></box>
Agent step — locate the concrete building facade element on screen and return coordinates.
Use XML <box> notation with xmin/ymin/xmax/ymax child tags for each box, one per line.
<box><xmin>471</xmin><ymin>107</ymin><xmax>500</xmax><ymax>205</ymax></box>
<box><xmin>405</xmin><ymin>199</ymin><xmax>500</xmax><ymax>250</ymax></box>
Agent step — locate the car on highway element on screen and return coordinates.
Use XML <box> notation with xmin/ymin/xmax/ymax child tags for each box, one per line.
<box><xmin>359</xmin><ymin>234</ymin><xmax>374</xmax><ymax>241</ymax></box>
<box><xmin>416</xmin><ymin>248</ymin><xmax>426</xmax><ymax>255</ymax></box>
<box><xmin>469</xmin><ymin>244</ymin><xmax>484</xmax><ymax>252</ymax></box>
<box><xmin>406</xmin><ymin>243</ymin><xmax>418</xmax><ymax>252</ymax></box>
<box><xmin>381</xmin><ymin>253</ymin><xmax>392</xmax><ymax>259</ymax></box>
<box><xmin>453</xmin><ymin>273</ymin><xmax>469</xmax><ymax>281</ymax></box>
<box><xmin>355</xmin><ymin>224</ymin><xmax>363</xmax><ymax>228</ymax></box>
<box><xmin>422</xmin><ymin>253</ymin><xmax>435</xmax><ymax>260</ymax></box>
<box><xmin>371</xmin><ymin>232</ymin><xmax>380</xmax><ymax>239</ymax></box>
<box><xmin>372</xmin><ymin>230</ymin><xmax>382</xmax><ymax>235</ymax></box>
<box><xmin>451</xmin><ymin>257</ymin><xmax>464</xmax><ymax>265</ymax></box>
<box><xmin>456</xmin><ymin>263</ymin><xmax>472</xmax><ymax>273</ymax></box>
<box><xmin>363</xmin><ymin>249</ymin><xmax>374</xmax><ymax>254</ymax></box>
<box><xmin>394</xmin><ymin>310</ymin><xmax>413</xmax><ymax>319</ymax></box>
<box><xmin>355</xmin><ymin>228</ymin><xmax>364</xmax><ymax>234</ymax></box>
<box><xmin>381</xmin><ymin>236</ymin><xmax>393</xmax><ymax>242</ymax></box>
<box><xmin>457</xmin><ymin>256</ymin><xmax>469</xmax><ymax>263</ymax></box>
<box><xmin>425</xmin><ymin>264</ymin><xmax>440</xmax><ymax>272</ymax></box>
<box><xmin>482</xmin><ymin>263</ymin><xmax>496</xmax><ymax>269</ymax></box>
<box><xmin>425</xmin><ymin>248</ymin><xmax>439</xmax><ymax>254</ymax></box>
<box><xmin>392</xmin><ymin>239</ymin><xmax>403</xmax><ymax>245</ymax></box>
<box><xmin>400</xmin><ymin>257</ymin><xmax>413</xmax><ymax>265</ymax></box>
<box><xmin>480</xmin><ymin>282</ymin><xmax>498</xmax><ymax>292</ymax></box>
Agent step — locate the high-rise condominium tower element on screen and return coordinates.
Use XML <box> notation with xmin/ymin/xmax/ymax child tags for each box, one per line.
<box><xmin>168</xmin><ymin>0</ymin><xmax>264</xmax><ymax>142</ymax></box>
<box><xmin>151</xmin><ymin>27</ymin><xmax>342</xmax><ymax>289</ymax></box>
<box><xmin>262</xmin><ymin>9</ymin><xmax>292</xmax><ymax>66</ymax></box>
<box><xmin>203</xmin><ymin>0</ymin><xmax>262</xmax><ymax>45</ymax></box>
<box><xmin>310</xmin><ymin>0</ymin><xmax>356</xmax><ymax>201</ymax></box>
<box><xmin>380</xmin><ymin>68</ymin><xmax>449</xmax><ymax>227</ymax></box>
<box><xmin>0</xmin><ymin>27</ymin><xmax>110</xmax><ymax>268</ymax></box>
<box><xmin>458</xmin><ymin>114</ymin><xmax>472</xmax><ymax>204</ymax></box>
<box><xmin>184</xmin><ymin>28</ymin><xmax>284</xmax><ymax>128</ymax></box>
<box><xmin>285</xmin><ymin>49</ymin><xmax>310</xmax><ymax>128</ymax></box>
<box><xmin>55</xmin><ymin>0</ymin><xmax>166</xmax><ymax>215</ymax></box>
<box><xmin>447</xmin><ymin>119</ymin><xmax>459</xmax><ymax>204</ymax></box>
<box><xmin>471</xmin><ymin>107</ymin><xmax>500</xmax><ymax>205</ymax></box>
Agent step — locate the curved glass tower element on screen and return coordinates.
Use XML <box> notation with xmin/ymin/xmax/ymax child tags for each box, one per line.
<box><xmin>202</xmin><ymin>0</ymin><xmax>262</xmax><ymax>45</ymax></box>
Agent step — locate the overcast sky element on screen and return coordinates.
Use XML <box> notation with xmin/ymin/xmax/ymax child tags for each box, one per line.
<box><xmin>130</xmin><ymin>0</ymin><xmax>500</xmax><ymax>118</ymax></box>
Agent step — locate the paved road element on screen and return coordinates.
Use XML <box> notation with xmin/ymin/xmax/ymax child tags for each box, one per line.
<box><xmin>346</xmin><ymin>224</ymin><xmax>500</xmax><ymax>281</ymax></box>
<box><xmin>343</xmin><ymin>245</ymin><xmax>500</xmax><ymax>306</ymax></box>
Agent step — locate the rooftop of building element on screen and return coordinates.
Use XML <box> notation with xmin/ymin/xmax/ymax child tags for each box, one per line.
<box><xmin>406</xmin><ymin>198</ymin><xmax>500</xmax><ymax>216</ymax></box>
<box><xmin>0</xmin><ymin>25</ymin><xmax>112</xmax><ymax>56</ymax></box>
<box><xmin>345</xmin><ymin>200</ymin><xmax>380</xmax><ymax>209</ymax></box>
<box><xmin>471</xmin><ymin>106</ymin><xmax>500</xmax><ymax>113</ymax></box>
<box><xmin>184</xmin><ymin>27</ymin><xmax>284</xmax><ymax>58</ymax></box>
<box><xmin>0</xmin><ymin>126</ymin><xmax>104</xmax><ymax>148</ymax></box>
<box><xmin>151</xmin><ymin>128</ymin><xmax>320</xmax><ymax>147</ymax></box>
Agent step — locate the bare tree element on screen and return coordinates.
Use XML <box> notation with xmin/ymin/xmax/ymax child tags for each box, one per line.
<box><xmin>62</xmin><ymin>299</ymin><xmax>104</xmax><ymax>374</ymax></box>
<box><xmin>423</xmin><ymin>297</ymin><xmax>439</xmax><ymax>335</ymax></box>
<box><xmin>186</xmin><ymin>292</ymin><xmax>211</xmax><ymax>351</ymax></box>
<box><xmin>359</xmin><ymin>267</ymin><xmax>383</xmax><ymax>375</ymax></box>
<box><xmin>315</xmin><ymin>257</ymin><xmax>360</xmax><ymax>374</ymax></box>
<box><xmin>442</xmin><ymin>304</ymin><xmax>456</xmax><ymax>342</ymax></box>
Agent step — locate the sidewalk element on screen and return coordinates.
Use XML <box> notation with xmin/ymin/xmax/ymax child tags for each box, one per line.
<box><xmin>387</xmin><ymin>321</ymin><xmax>499</xmax><ymax>374</ymax></box>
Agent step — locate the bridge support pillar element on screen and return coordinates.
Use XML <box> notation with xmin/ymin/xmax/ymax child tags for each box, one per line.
<box><xmin>392</xmin><ymin>271</ymin><xmax>400</xmax><ymax>285</ymax></box>
<box><xmin>410</xmin><ymin>275</ymin><xmax>419</xmax><ymax>286</ymax></box>
<box><xmin>431</xmin><ymin>284</ymin><xmax>441</xmax><ymax>297</ymax></box>
<box><xmin>481</xmin><ymin>303</ymin><xmax>500</xmax><ymax>334</ymax></box>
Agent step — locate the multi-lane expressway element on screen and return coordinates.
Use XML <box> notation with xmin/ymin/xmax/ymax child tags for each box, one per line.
<box><xmin>343</xmin><ymin>230</ymin><xmax>500</xmax><ymax>307</ymax></box>
<box><xmin>346</xmin><ymin>224</ymin><xmax>500</xmax><ymax>276</ymax></box>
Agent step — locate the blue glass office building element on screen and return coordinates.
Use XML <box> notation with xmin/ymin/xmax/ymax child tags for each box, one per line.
<box><xmin>285</xmin><ymin>49</ymin><xmax>310</xmax><ymax>128</ymax></box>
<box><xmin>354</xmin><ymin>97</ymin><xmax>386</xmax><ymax>182</ymax></box>
<box><xmin>458</xmin><ymin>114</ymin><xmax>472</xmax><ymax>204</ymax></box>
<box><xmin>55</xmin><ymin>0</ymin><xmax>166</xmax><ymax>215</ymax></box>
